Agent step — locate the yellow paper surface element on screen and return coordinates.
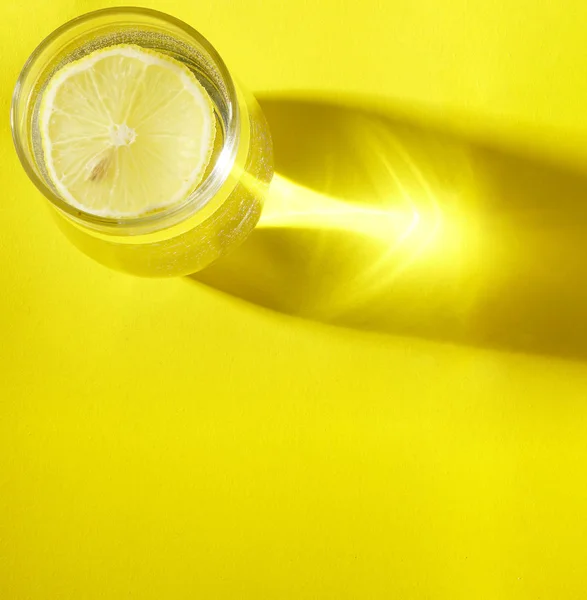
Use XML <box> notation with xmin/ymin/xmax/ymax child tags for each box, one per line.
<box><xmin>2</xmin><ymin>1</ymin><xmax>587</xmax><ymax>598</ymax></box>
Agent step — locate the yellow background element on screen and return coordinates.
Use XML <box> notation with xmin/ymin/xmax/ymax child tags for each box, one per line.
<box><xmin>3</xmin><ymin>1</ymin><xmax>587</xmax><ymax>598</ymax></box>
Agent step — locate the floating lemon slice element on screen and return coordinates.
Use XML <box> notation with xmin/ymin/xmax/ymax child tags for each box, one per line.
<box><xmin>39</xmin><ymin>44</ymin><xmax>216</xmax><ymax>218</ymax></box>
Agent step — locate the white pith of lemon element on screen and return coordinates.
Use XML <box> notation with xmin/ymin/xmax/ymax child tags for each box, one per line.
<box><xmin>39</xmin><ymin>44</ymin><xmax>216</xmax><ymax>218</ymax></box>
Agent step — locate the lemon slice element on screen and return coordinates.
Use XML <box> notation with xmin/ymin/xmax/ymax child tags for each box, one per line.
<box><xmin>39</xmin><ymin>44</ymin><xmax>216</xmax><ymax>218</ymax></box>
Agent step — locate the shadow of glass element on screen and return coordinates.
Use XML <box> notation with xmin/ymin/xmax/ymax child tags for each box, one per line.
<box><xmin>191</xmin><ymin>94</ymin><xmax>587</xmax><ymax>361</ymax></box>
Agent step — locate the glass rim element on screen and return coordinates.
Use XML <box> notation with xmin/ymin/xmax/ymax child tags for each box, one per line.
<box><xmin>11</xmin><ymin>6</ymin><xmax>240</xmax><ymax>234</ymax></box>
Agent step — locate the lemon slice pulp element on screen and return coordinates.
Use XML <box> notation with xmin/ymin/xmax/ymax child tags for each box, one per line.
<box><xmin>39</xmin><ymin>44</ymin><xmax>216</xmax><ymax>218</ymax></box>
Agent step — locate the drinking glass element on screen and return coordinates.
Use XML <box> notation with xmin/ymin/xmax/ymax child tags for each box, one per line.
<box><xmin>11</xmin><ymin>7</ymin><xmax>274</xmax><ymax>276</ymax></box>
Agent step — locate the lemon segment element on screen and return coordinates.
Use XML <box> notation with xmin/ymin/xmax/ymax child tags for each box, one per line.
<box><xmin>39</xmin><ymin>44</ymin><xmax>216</xmax><ymax>218</ymax></box>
